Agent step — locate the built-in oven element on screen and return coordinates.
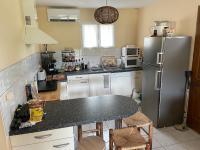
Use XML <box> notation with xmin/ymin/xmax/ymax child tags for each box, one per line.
<box><xmin>121</xmin><ymin>57</ymin><xmax>142</xmax><ymax>68</ymax></box>
<box><xmin>122</xmin><ymin>46</ymin><xmax>140</xmax><ymax>57</ymax></box>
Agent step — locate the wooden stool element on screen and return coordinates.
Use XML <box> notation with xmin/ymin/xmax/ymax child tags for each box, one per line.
<box><xmin>123</xmin><ymin>112</ymin><xmax>153</xmax><ymax>149</ymax></box>
<box><xmin>109</xmin><ymin>127</ymin><xmax>150</xmax><ymax>150</ymax></box>
<box><xmin>77</xmin><ymin>122</ymin><xmax>106</xmax><ymax>150</ymax></box>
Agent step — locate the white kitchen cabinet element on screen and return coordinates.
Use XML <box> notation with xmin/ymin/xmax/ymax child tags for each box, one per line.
<box><xmin>13</xmin><ymin>138</ymin><xmax>74</xmax><ymax>150</ymax></box>
<box><xmin>132</xmin><ymin>71</ymin><xmax>142</xmax><ymax>92</ymax></box>
<box><xmin>60</xmin><ymin>81</ymin><xmax>68</xmax><ymax>100</ymax></box>
<box><xmin>67</xmin><ymin>75</ymin><xmax>90</xmax><ymax>100</ymax></box>
<box><xmin>10</xmin><ymin>127</ymin><xmax>75</xmax><ymax>150</ymax></box>
<box><xmin>89</xmin><ymin>73</ymin><xmax>110</xmax><ymax>96</ymax></box>
<box><xmin>111</xmin><ymin>72</ymin><xmax>133</xmax><ymax>96</ymax></box>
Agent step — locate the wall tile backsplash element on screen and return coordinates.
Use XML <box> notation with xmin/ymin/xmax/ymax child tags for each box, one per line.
<box><xmin>0</xmin><ymin>53</ymin><xmax>40</xmax><ymax>135</ymax></box>
<box><xmin>53</xmin><ymin>48</ymin><xmax>122</xmax><ymax>68</ymax></box>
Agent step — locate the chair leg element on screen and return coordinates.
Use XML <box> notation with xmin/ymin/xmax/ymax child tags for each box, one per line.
<box><xmin>109</xmin><ymin>129</ymin><xmax>114</xmax><ymax>150</ymax></box>
<box><xmin>148</xmin><ymin>124</ymin><xmax>153</xmax><ymax>150</ymax></box>
<box><xmin>145</xmin><ymin>143</ymin><xmax>151</xmax><ymax>150</ymax></box>
<box><xmin>78</xmin><ymin>125</ymin><xmax>82</xmax><ymax>142</ymax></box>
<box><xmin>96</xmin><ymin>122</ymin><xmax>100</xmax><ymax>136</ymax></box>
<box><xmin>96</xmin><ymin>122</ymin><xmax>103</xmax><ymax>139</ymax></box>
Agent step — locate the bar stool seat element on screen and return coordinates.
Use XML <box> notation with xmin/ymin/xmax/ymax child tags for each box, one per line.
<box><xmin>123</xmin><ymin>112</ymin><xmax>153</xmax><ymax>150</ymax></box>
<box><xmin>78</xmin><ymin>136</ymin><xmax>105</xmax><ymax>150</ymax></box>
<box><xmin>109</xmin><ymin>127</ymin><xmax>149</xmax><ymax>150</ymax></box>
<box><xmin>123</xmin><ymin>112</ymin><xmax>152</xmax><ymax>127</ymax></box>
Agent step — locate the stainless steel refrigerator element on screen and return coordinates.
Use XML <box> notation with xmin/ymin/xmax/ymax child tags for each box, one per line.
<box><xmin>141</xmin><ymin>36</ymin><xmax>192</xmax><ymax>128</ymax></box>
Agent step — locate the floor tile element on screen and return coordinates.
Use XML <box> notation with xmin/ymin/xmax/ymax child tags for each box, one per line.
<box><xmin>163</xmin><ymin>127</ymin><xmax>200</xmax><ymax>142</ymax></box>
<box><xmin>82</xmin><ymin>124</ymin><xmax>200</xmax><ymax>150</ymax></box>
<box><xmin>183</xmin><ymin>139</ymin><xmax>200</xmax><ymax>150</ymax></box>
<box><xmin>153</xmin><ymin>130</ymin><xmax>179</xmax><ymax>146</ymax></box>
<box><xmin>152</xmin><ymin>137</ymin><xmax>163</xmax><ymax>149</ymax></box>
<box><xmin>164</xmin><ymin>144</ymin><xmax>188</xmax><ymax>150</ymax></box>
<box><xmin>153</xmin><ymin>148</ymin><xmax>166</xmax><ymax>150</ymax></box>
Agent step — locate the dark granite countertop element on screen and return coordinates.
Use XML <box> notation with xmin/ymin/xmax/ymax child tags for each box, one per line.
<box><xmin>38</xmin><ymin>80</ymin><xmax>57</xmax><ymax>92</ymax></box>
<box><xmin>9</xmin><ymin>95</ymin><xmax>138</xmax><ymax>136</ymax></box>
<box><xmin>65</xmin><ymin>67</ymin><xmax>142</xmax><ymax>76</ymax></box>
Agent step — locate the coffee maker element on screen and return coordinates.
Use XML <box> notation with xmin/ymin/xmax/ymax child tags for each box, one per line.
<box><xmin>41</xmin><ymin>51</ymin><xmax>58</xmax><ymax>76</ymax></box>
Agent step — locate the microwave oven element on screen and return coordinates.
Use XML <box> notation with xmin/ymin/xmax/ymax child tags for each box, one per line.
<box><xmin>121</xmin><ymin>57</ymin><xmax>142</xmax><ymax>68</ymax></box>
<box><xmin>122</xmin><ymin>46</ymin><xmax>140</xmax><ymax>57</ymax></box>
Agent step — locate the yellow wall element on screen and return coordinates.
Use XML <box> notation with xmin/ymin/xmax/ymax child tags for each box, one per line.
<box><xmin>0</xmin><ymin>0</ymin><xmax>39</xmax><ymax>149</ymax></box>
<box><xmin>0</xmin><ymin>115</ymin><xmax>8</xmax><ymax>150</ymax></box>
<box><xmin>137</xmin><ymin>0</ymin><xmax>200</xmax><ymax>68</ymax></box>
<box><xmin>37</xmin><ymin>7</ymin><xmax>139</xmax><ymax>50</ymax></box>
<box><xmin>0</xmin><ymin>0</ymin><xmax>39</xmax><ymax>71</ymax></box>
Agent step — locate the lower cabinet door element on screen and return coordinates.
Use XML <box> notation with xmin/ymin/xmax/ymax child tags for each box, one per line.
<box><xmin>89</xmin><ymin>73</ymin><xmax>110</xmax><ymax>96</ymax></box>
<box><xmin>13</xmin><ymin>138</ymin><xmax>74</xmax><ymax>150</ymax></box>
<box><xmin>60</xmin><ymin>82</ymin><xmax>68</xmax><ymax>100</ymax></box>
<box><xmin>67</xmin><ymin>80</ymin><xmax>89</xmax><ymax>99</ymax></box>
<box><xmin>111</xmin><ymin>72</ymin><xmax>133</xmax><ymax>96</ymax></box>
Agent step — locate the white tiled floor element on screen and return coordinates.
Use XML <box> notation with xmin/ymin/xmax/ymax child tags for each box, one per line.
<box><xmin>83</xmin><ymin>120</ymin><xmax>200</xmax><ymax>150</ymax></box>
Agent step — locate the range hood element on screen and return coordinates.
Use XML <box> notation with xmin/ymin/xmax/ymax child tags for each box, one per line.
<box><xmin>22</xmin><ymin>0</ymin><xmax>58</xmax><ymax>45</ymax></box>
<box><xmin>25</xmin><ymin>26</ymin><xmax>57</xmax><ymax>44</ymax></box>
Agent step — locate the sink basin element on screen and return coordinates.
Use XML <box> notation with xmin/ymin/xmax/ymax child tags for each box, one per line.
<box><xmin>103</xmin><ymin>67</ymin><xmax>123</xmax><ymax>71</ymax></box>
<box><xmin>90</xmin><ymin>67</ymin><xmax>104</xmax><ymax>72</ymax></box>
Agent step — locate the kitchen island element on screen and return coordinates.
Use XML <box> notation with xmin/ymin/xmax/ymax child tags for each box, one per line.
<box><xmin>10</xmin><ymin>95</ymin><xmax>138</xmax><ymax>136</ymax></box>
<box><xmin>9</xmin><ymin>95</ymin><xmax>138</xmax><ymax>150</ymax></box>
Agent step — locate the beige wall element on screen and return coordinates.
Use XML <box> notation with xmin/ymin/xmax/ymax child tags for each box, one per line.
<box><xmin>0</xmin><ymin>115</ymin><xmax>8</xmax><ymax>150</ymax></box>
<box><xmin>37</xmin><ymin>7</ymin><xmax>139</xmax><ymax>50</ymax></box>
<box><xmin>137</xmin><ymin>0</ymin><xmax>200</xmax><ymax>68</ymax></box>
<box><xmin>0</xmin><ymin>0</ymin><xmax>39</xmax><ymax>149</ymax></box>
<box><xmin>0</xmin><ymin>0</ymin><xmax>38</xmax><ymax>71</ymax></box>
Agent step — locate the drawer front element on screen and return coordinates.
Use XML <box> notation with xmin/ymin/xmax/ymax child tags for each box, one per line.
<box><xmin>10</xmin><ymin>127</ymin><xmax>74</xmax><ymax>147</ymax></box>
<box><xmin>67</xmin><ymin>75</ymin><xmax>89</xmax><ymax>81</ymax></box>
<box><xmin>111</xmin><ymin>72</ymin><xmax>133</xmax><ymax>77</ymax></box>
<box><xmin>13</xmin><ymin>138</ymin><xmax>74</xmax><ymax>150</ymax></box>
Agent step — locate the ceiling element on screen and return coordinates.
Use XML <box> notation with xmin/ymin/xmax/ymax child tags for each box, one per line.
<box><xmin>36</xmin><ymin>0</ymin><xmax>157</xmax><ymax>8</ymax></box>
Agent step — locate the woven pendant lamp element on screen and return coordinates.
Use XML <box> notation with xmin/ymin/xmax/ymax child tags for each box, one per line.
<box><xmin>94</xmin><ymin>0</ymin><xmax>119</xmax><ymax>24</ymax></box>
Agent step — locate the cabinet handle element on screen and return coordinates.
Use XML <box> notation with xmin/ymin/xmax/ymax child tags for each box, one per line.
<box><xmin>34</xmin><ymin>134</ymin><xmax>52</xmax><ymax>139</ymax></box>
<box><xmin>80</xmin><ymin>81</ymin><xmax>88</xmax><ymax>83</ymax></box>
<box><xmin>53</xmin><ymin>143</ymin><xmax>70</xmax><ymax>148</ymax></box>
<box><xmin>104</xmin><ymin>75</ymin><xmax>109</xmax><ymax>88</ymax></box>
<box><xmin>154</xmin><ymin>71</ymin><xmax>161</xmax><ymax>90</ymax></box>
<box><xmin>156</xmin><ymin>52</ymin><xmax>163</xmax><ymax>65</ymax></box>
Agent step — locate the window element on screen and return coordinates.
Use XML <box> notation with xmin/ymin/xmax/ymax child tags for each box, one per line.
<box><xmin>82</xmin><ymin>25</ymin><xmax>98</xmax><ymax>48</ymax></box>
<box><xmin>82</xmin><ymin>24</ymin><xmax>114</xmax><ymax>48</ymax></box>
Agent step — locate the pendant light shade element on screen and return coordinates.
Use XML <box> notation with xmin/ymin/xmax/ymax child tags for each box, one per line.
<box><xmin>94</xmin><ymin>1</ymin><xmax>119</xmax><ymax>24</ymax></box>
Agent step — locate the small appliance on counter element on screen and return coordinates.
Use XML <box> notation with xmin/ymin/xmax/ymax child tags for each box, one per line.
<box><xmin>41</xmin><ymin>51</ymin><xmax>58</xmax><ymax>76</ymax></box>
<box><xmin>122</xmin><ymin>45</ymin><xmax>141</xmax><ymax>57</ymax></box>
<box><xmin>37</xmin><ymin>69</ymin><xmax>46</xmax><ymax>81</ymax></box>
<box><xmin>121</xmin><ymin>45</ymin><xmax>142</xmax><ymax>68</ymax></box>
<box><xmin>151</xmin><ymin>21</ymin><xmax>176</xmax><ymax>37</ymax></box>
<box><xmin>37</xmin><ymin>80</ymin><xmax>57</xmax><ymax>93</ymax></box>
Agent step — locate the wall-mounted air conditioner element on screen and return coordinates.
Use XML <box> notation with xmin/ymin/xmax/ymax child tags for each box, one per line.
<box><xmin>47</xmin><ymin>8</ymin><xmax>80</xmax><ymax>22</ymax></box>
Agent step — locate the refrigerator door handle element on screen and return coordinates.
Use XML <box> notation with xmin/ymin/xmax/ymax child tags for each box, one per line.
<box><xmin>157</xmin><ymin>52</ymin><xmax>163</xmax><ymax>65</ymax></box>
<box><xmin>155</xmin><ymin>71</ymin><xmax>162</xmax><ymax>90</ymax></box>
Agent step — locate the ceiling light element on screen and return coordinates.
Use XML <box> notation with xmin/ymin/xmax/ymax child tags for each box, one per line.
<box><xmin>94</xmin><ymin>0</ymin><xmax>119</xmax><ymax>24</ymax></box>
